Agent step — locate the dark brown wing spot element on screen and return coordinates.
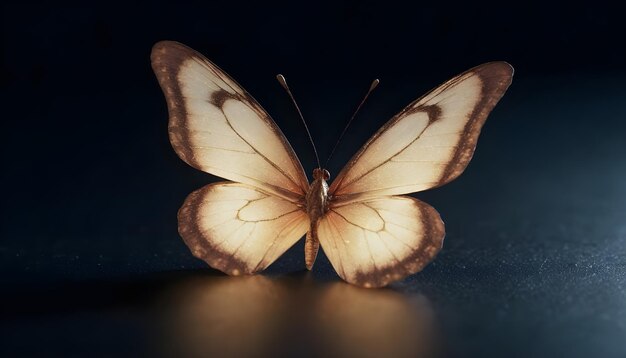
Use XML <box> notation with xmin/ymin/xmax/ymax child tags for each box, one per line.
<box><xmin>210</xmin><ymin>89</ymin><xmax>237</xmax><ymax>107</ymax></box>
<box><xmin>404</xmin><ymin>104</ymin><xmax>442</xmax><ymax>125</ymax></box>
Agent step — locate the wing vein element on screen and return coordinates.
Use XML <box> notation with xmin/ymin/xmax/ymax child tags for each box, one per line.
<box><xmin>326</xmin><ymin>214</ymin><xmax>348</xmax><ymax>279</ymax></box>
<box><xmin>205</xmin><ymin>63</ymin><xmax>240</xmax><ymax>94</ymax></box>
<box><xmin>221</xmin><ymin>107</ymin><xmax>303</xmax><ymax>192</ymax></box>
<box><xmin>231</xmin><ymin>223</ymin><xmax>254</xmax><ymax>258</ymax></box>
<box><xmin>337</xmin><ymin>116</ymin><xmax>432</xmax><ymax>190</ymax></box>
<box><xmin>389</xmin><ymin>159</ymin><xmax>447</xmax><ymax>164</ymax></box>
<box><xmin>378</xmin><ymin>232</ymin><xmax>403</xmax><ymax>267</ymax></box>
<box><xmin>202</xmin><ymin>166</ymin><xmax>303</xmax><ymax>203</ymax></box>
<box><xmin>419</xmin><ymin>131</ymin><xmax>463</xmax><ymax>138</ymax></box>
<box><xmin>331</xmin><ymin>209</ymin><xmax>382</xmax><ymax>233</ymax></box>
<box><xmin>213</xmin><ymin>220</ymin><xmax>246</xmax><ymax>247</ymax></box>
<box><xmin>361</xmin><ymin>228</ymin><xmax>379</xmax><ymax>274</ymax></box>
<box><xmin>252</xmin><ymin>212</ymin><xmax>306</xmax><ymax>272</ymax></box>
<box><xmin>190</xmin><ymin>145</ymin><xmax>256</xmax><ymax>154</ymax></box>
<box><xmin>236</xmin><ymin>208</ymin><xmax>301</xmax><ymax>223</ymax></box>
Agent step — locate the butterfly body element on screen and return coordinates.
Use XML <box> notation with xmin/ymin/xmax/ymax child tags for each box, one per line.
<box><xmin>151</xmin><ymin>41</ymin><xmax>513</xmax><ymax>287</ymax></box>
<box><xmin>304</xmin><ymin>168</ymin><xmax>331</xmax><ymax>269</ymax></box>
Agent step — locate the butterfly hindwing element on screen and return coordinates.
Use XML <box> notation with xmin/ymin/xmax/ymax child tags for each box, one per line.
<box><xmin>151</xmin><ymin>41</ymin><xmax>309</xmax><ymax>203</ymax></box>
<box><xmin>329</xmin><ymin>62</ymin><xmax>513</xmax><ymax>203</ymax></box>
<box><xmin>178</xmin><ymin>182</ymin><xmax>310</xmax><ymax>275</ymax></box>
<box><xmin>317</xmin><ymin>196</ymin><xmax>444</xmax><ymax>288</ymax></box>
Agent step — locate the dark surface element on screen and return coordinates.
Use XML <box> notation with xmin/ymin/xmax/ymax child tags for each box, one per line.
<box><xmin>2</xmin><ymin>2</ymin><xmax>626</xmax><ymax>357</ymax></box>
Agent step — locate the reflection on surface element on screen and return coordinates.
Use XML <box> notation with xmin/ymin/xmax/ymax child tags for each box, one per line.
<box><xmin>155</xmin><ymin>275</ymin><xmax>286</xmax><ymax>357</ymax></box>
<box><xmin>154</xmin><ymin>273</ymin><xmax>440</xmax><ymax>358</ymax></box>
<box><xmin>315</xmin><ymin>282</ymin><xmax>439</xmax><ymax>358</ymax></box>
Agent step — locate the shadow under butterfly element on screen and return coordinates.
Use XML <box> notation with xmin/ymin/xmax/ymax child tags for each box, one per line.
<box><xmin>153</xmin><ymin>272</ymin><xmax>441</xmax><ymax>358</ymax></box>
<box><xmin>151</xmin><ymin>41</ymin><xmax>513</xmax><ymax>288</ymax></box>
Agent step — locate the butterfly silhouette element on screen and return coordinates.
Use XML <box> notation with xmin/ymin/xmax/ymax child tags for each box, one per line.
<box><xmin>151</xmin><ymin>41</ymin><xmax>513</xmax><ymax>288</ymax></box>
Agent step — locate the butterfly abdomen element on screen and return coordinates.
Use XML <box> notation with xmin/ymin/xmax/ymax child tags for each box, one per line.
<box><xmin>304</xmin><ymin>168</ymin><xmax>330</xmax><ymax>269</ymax></box>
<box><xmin>305</xmin><ymin>227</ymin><xmax>320</xmax><ymax>270</ymax></box>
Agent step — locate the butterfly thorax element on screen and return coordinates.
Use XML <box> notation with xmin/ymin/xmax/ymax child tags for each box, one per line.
<box><xmin>304</xmin><ymin>168</ymin><xmax>330</xmax><ymax>270</ymax></box>
<box><xmin>306</xmin><ymin>168</ymin><xmax>330</xmax><ymax>220</ymax></box>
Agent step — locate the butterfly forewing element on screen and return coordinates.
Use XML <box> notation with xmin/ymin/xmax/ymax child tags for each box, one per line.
<box><xmin>329</xmin><ymin>62</ymin><xmax>513</xmax><ymax>204</ymax></box>
<box><xmin>151</xmin><ymin>41</ymin><xmax>309</xmax><ymax>203</ymax></box>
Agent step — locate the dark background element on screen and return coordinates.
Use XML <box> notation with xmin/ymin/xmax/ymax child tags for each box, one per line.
<box><xmin>2</xmin><ymin>1</ymin><xmax>625</xmax><ymax>357</ymax></box>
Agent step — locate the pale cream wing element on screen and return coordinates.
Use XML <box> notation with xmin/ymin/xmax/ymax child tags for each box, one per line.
<box><xmin>179</xmin><ymin>182</ymin><xmax>310</xmax><ymax>275</ymax></box>
<box><xmin>317</xmin><ymin>196</ymin><xmax>445</xmax><ymax>288</ymax></box>
<box><xmin>151</xmin><ymin>41</ymin><xmax>308</xmax><ymax>203</ymax></box>
<box><xmin>330</xmin><ymin>62</ymin><xmax>513</xmax><ymax>203</ymax></box>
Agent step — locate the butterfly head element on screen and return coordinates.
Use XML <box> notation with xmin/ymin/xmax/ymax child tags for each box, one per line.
<box><xmin>312</xmin><ymin>168</ymin><xmax>330</xmax><ymax>181</ymax></box>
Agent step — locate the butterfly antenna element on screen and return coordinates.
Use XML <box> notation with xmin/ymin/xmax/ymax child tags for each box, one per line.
<box><xmin>276</xmin><ymin>74</ymin><xmax>321</xmax><ymax>169</ymax></box>
<box><xmin>324</xmin><ymin>78</ymin><xmax>379</xmax><ymax>167</ymax></box>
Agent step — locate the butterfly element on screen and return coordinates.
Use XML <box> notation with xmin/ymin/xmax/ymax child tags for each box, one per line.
<box><xmin>151</xmin><ymin>41</ymin><xmax>513</xmax><ymax>288</ymax></box>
